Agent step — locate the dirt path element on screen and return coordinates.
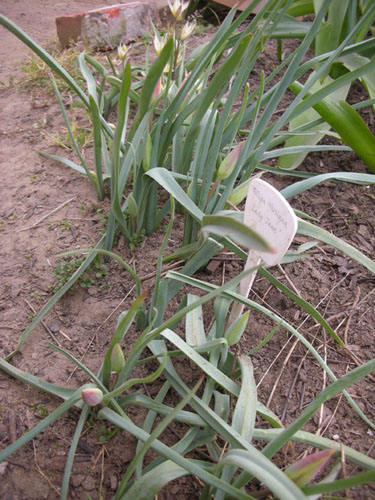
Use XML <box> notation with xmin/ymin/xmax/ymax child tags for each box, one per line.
<box><xmin>1</xmin><ymin>2</ymin><xmax>375</xmax><ymax>499</ymax></box>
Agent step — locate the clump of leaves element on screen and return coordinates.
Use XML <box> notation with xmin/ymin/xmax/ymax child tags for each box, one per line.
<box><xmin>53</xmin><ymin>256</ymin><xmax>108</xmax><ymax>291</ymax></box>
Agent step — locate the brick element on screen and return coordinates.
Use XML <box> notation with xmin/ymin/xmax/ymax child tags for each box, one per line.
<box><xmin>56</xmin><ymin>1</ymin><xmax>167</xmax><ymax>48</ymax></box>
<box><xmin>211</xmin><ymin>0</ymin><xmax>268</xmax><ymax>12</ymax></box>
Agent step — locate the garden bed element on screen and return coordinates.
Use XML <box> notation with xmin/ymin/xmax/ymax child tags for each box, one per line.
<box><xmin>0</xmin><ymin>1</ymin><xmax>375</xmax><ymax>499</ymax></box>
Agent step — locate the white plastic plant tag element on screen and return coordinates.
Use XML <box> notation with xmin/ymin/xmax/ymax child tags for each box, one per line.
<box><xmin>228</xmin><ymin>178</ymin><xmax>298</xmax><ymax>325</ymax></box>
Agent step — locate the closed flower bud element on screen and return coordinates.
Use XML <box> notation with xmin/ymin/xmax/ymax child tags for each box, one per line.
<box><xmin>151</xmin><ymin>77</ymin><xmax>163</xmax><ymax>104</ymax></box>
<box><xmin>126</xmin><ymin>193</ymin><xmax>138</xmax><ymax>219</ymax></box>
<box><xmin>111</xmin><ymin>343</ymin><xmax>125</xmax><ymax>373</ymax></box>
<box><xmin>81</xmin><ymin>387</ymin><xmax>103</xmax><ymax>406</ymax></box>
<box><xmin>217</xmin><ymin>142</ymin><xmax>245</xmax><ymax>181</ymax></box>
<box><xmin>117</xmin><ymin>44</ymin><xmax>129</xmax><ymax>60</ymax></box>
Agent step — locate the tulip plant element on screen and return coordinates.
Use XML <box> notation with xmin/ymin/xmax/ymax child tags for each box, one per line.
<box><xmin>278</xmin><ymin>0</ymin><xmax>375</xmax><ymax>171</ymax></box>
<box><xmin>1</xmin><ymin>0</ymin><xmax>375</xmax><ymax>248</ymax></box>
<box><xmin>0</xmin><ymin>253</ymin><xmax>375</xmax><ymax>499</ymax></box>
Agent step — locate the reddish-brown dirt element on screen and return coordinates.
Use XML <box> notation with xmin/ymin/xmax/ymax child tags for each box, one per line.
<box><xmin>1</xmin><ymin>1</ymin><xmax>375</xmax><ymax>499</ymax></box>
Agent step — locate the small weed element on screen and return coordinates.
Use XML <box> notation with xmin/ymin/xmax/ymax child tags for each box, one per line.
<box><xmin>53</xmin><ymin>256</ymin><xmax>108</xmax><ymax>292</ymax></box>
<box><xmin>33</xmin><ymin>403</ymin><xmax>49</xmax><ymax>418</ymax></box>
<box><xmin>99</xmin><ymin>424</ymin><xmax>118</xmax><ymax>442</ymax></box>
<box><xmin>44</xmin><ymin>117</ymin><xmax>93</xmax><ymax>151</ymax></box>
<box><xmin>30</xmin><ymin>175</ymin><xmax>37</xmax><ymax>184</ymax></box>
<box><xmin>60</xmin><ymin>219</ymin><xmax>71</xmax><ymax>231</ymax></box>
<box><xmin>25</xmin><ymin>253</ymin><xmax>33</xmax><ymax>260</ymax></box>
<box><xmin>129</xmin><ymin>230</ymin><xmax>146</xmax><ymax>252</ymax></box>
<box><xmin>348</xmin><ymin>210</ymin><xmax>364</xmax><ymax>224</ymax></box>
<box><xmin>31</xmin><ymin>291</ymin><xmax>43</xmax><ymax>301</ymax></box>
<box><xmin>0</xmin><ymin>75</ymin><xmax>15</xmax><ymax>89</ymax></box>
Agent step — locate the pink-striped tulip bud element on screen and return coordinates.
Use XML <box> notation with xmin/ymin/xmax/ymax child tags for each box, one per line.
<box><xmin>151</xmin><ymin>77</ymin><xmax>163</xmax><ymax>104</ymax></box>
<box><xmin>217</xmin><ymin>142</ymin><xmax>245</xmax><ymax>181</ymax></box>
<box><xmin>81</xmin><ymin>387</ymin><xmax>103</xmax><ymax>406</ymax></box>
<box><xmin>286</xmin><ymin>449</ymin><xmax>334</xmax><ymax>486</ymax></box>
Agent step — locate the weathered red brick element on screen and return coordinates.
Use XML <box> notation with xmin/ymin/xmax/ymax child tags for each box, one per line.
<box><xmin>56</xmin><ymin>1</ymin><xmax>167</xmax><ymax>48</ymax></box>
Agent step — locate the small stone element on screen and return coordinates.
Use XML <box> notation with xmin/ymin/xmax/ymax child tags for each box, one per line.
<box><xmin>0</xmin><ymin>462</ymin><xmax>8</xmax><ymax>475</ymax></box>
<box><xmin>332</xmin><ymin>434</ymin><xmax>340</xmax><ymax>441</ymax></box>
<box><xmin>71</xmin><ymin>474</ymin><xmax>85</xmax><ymax>488</ymax></box>
<box><xmin>49</xmin><ymin>321</ymin><xmax>60</xmax><ymax>333</ymax></box>
<box><xmin>110</xmin><ymin>474</ymin><xmax>117</xmax><ymax>490</ymax></box>
<box><xmin>82</xmin><ymin>475</ymin><xmax>96</xmax><ymax>491</ymax></box>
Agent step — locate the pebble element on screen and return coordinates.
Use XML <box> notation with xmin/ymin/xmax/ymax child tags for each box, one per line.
<box><xmin>110</xmin><ymin>474</ymin><xmax>117</xmax><ymax>490</ymax></box>
<box><xmin>49</xmin><ymin>321</ymin><xmax>60</xmax><ymax>333</ymax></box>
<box><xmin>82</xmin><ymin>475</ymin><xmax>96</xmax><ymax>491</ymax></box>
<box><xmin>71</xmin><ymin>474</ymin><xmax>85</xmax><ymax>488</ymax></box>
<box><xmin>0</xmin><ymin>462</ymin><xmax>8</xmax><ymax>475</ymax></box>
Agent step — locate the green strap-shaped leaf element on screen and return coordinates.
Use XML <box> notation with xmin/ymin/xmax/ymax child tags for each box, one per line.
<box><xmin>166</xmin><ymin>271</ymin><xmax>373</xmax><ymax>429</ymax></box>
<box><xmin>146</xmin><ymin>167</ymin><xmax>204</xmax><ymax>222</ymax></box>
<box><xmin>161</xmin><ymin>329</ymin><xmax>240</xmax><ymax>396</ymax></box>
<box><xmin>298</xmin><ymin>219</ymin><xmax>375</xmax><ymax>274</ymax></box>
<box><xmin>89</xmin><ymin>95</ymin><xmax>105</xmax><ymax>199</ymax></box>
<box><xmin>289</xmin><ymin>80</ymin><xmax>375</xmax><ymax>171</ymax></box>
<box><xmin>121</xmin><ymin>461</ymin><xmax>188</xmax><ymax>500</ymax></box>
<box><xmin>218</xmin><ymin>449</ymin><xmax>307</xmax><ymax>500</ymax></box>
<box><xmin>78</xmin><ymin>51</ymin><xmax>98</xmax><ymax>104</ymax></box>
<box><xmin>201</xmin><ymin>215</ymin><xmax>272</xmax><ymax>252</ymax></box>
<box><xmin>0</xmin><ymin>387</ymin><xmax>87</xmax><ymax>462</ymax></box>
<box><xmin>263</xmin><ymin>359</ymin><xmax>375</xmax><ymax>460</ymax></box>
<box><xmin>130</xmin><ymin>37</ymin><xmax>173</xmax><ymax>134</ymax></box>
<box><xmin>281</xmin><ymin>171</ymin><xmax>375</xmax><ymax>198</ymax></box>
<box><xmin>115</xmin><ymin>377</ymin><xmax>203</xmax><ymax>497</ymax></box>
<box><xmin>102</xmin><ymin>292</ymin><xmax>147</xmax><ymax>389</ymax></box>
<box><xmin>61</xmin><ymin>405</ymin><xmax>90</xmax><ymax>500</ymax></box>
<box><xmin>302</xmin><ymin>470</ymin><xmax>375</xmax><ymax>496</ymax></box>
<box><xmin>186</xmin><ymin>294</ymin><xmax>207</xmax><ymax>347</ymax></box>
<box><xmin>253</xmin><ymin>427</ymin><xmax>375</xmax><ymax>470</ymax></box>
<box><xmin>99</xmin><ymin>407</ymin><xmax>255</xmax><ymax>500</ymax></box>
<box><xmin>232</xmin><ymin>356</ymin><xmax>257</xmax><ymax>442</ymax></box>
<box><xmin>0</xmin><ymin>356</ymin><xmax>75</xmax><ymax>400</ymax></box>
<box><xmin>224</xmin><ymin>311</ymin><xmax>249</xmax><ymax>347</ymax></box>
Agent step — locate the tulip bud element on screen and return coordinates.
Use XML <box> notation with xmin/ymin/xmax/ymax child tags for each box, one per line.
<box><xmin>126</xmin><ymin>193</ymin><xmax>138</xmax><ymax>219</ymax></box>
<box><xmin>111</xmin><ymin>343</ymin><xmax>125</xmax><ymax>373</ymax></box>
<box><xmin>143</xmin><ymin>133</ymin><xmax>152</xmax><ymax>171</ymax></box>
<box><xmin>217</xmin><ymin>142</ymin><xmax>245</xmax><ymax>181</ymax></box>
<box><xmin>151</xmin><ymin>77</ymin><xmax>163</xmax><ymax>104</ymax></box>
<box><xmin>286</xmin><ymin>449</ymin><xmax>334</xmax><ymax>486</ymax></box>
<box><xmin>117</xmin><ymin>44</ymin><xmax>129</xmax><ymax>61</ymax></box>
<box><xmin>81</xmin><ymin>387</ymin><xmax>103</xmax><ymax>406</ymax></box>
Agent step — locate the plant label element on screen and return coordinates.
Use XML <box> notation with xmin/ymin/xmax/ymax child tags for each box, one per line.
<box><xmin>229</xmin><ymin>178</ymin><xmax>298</xmax><ymax>324</ymax></box>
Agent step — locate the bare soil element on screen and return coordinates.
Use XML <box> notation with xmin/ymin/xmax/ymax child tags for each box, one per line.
<box><xmin>1</xmin><ymin>1</ymin><xmax>375</xmax><ymax>499</ymax></box>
